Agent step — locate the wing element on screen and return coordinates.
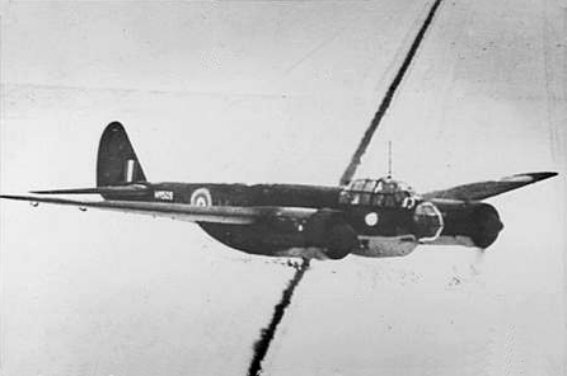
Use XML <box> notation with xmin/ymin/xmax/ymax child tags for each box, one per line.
<box><xmin>421</xmin><ymin>172</ymin><xmax>557</xmax><ymax>202</ymax></box>
<box><xmin>0</xmin><ymin>194</ymin><xmax>317</xmax><ymax>225</ymax></box>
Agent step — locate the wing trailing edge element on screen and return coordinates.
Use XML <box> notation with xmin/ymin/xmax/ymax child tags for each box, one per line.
<box><xmin>0</xmin><ymin>194</ymin><xmax>317</xmax><ymax>225</ymax></box>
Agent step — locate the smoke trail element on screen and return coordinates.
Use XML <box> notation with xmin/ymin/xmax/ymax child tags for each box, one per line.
<box><xmin>247</xmin><ymin>259</ymin><xmax>311</xmax><ymax>376</ymax></box>
<box><xmin>339</xmin><ymin>0</ymin><xmax>445</xmax><ymax>186</ymax></box>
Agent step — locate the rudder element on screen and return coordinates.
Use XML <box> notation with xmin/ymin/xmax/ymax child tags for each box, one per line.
<box><xmin>97</xmin><ymin>122</ymin><xmax>147</xmax><ymax>187</ymax></box>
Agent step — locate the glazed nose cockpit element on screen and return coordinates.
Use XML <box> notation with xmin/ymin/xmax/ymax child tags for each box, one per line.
<box><xmin>339</xmin><ymin>177</ymin><xmax>444</xmax><ymax>242</ymax></box>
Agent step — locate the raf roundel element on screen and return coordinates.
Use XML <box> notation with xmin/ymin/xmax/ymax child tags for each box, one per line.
<box><xmin>190</xmin><ymin>188</ymin><xmax>212</xmax><ymax>207</ymax></box>
<box><xmin>365</xmin><ymin>212</ymin><xmax>379</xmax><ymax>227</ymax></box>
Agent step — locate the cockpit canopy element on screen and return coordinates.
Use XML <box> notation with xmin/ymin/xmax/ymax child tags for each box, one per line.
<box><xmin>339</xmin><ymin>177</ymin><xmax>418</xmax><ymax>208</ymax></box>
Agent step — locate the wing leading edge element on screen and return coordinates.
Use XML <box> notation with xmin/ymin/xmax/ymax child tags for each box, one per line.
<box><xmin>0</xmin><ymin>194</ymin><xmax>316</xmax><ymax>225</ymax></box>
<box><xmin>422</xmin><ymin>172</ymin><xmax>557</xmax><ymax>202</ymax></box>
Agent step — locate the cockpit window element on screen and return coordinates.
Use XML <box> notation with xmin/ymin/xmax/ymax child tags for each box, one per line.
<box><xmin>373</xmin><ymin>180</ymin><xmax>384</xmax><ymax>193</ymax></box>
<box><xmin>395</xmin><ymin>191</ymin><xmax>408</xmax><ymax>203</ymax></box>
<box><xmin>351</xmin><ymin>180</ymin><xmax>365</xmax><ymax>191</ymax></box>
<box><xmin>383</xmin><ymin>194</ymin><xmax>395</xmax><ymax>207</ymax></box>
<box><xmin>372</xmin><ymin>193</ymin><xmax>385</xmax><ymax>206</ymax></box>
<box><xmin>362</xmin><ymin>180</ymin><xmax>377</xmax><ymax>192</ymax></box>
<box><xmin>359</xmin><ymin>192</ymin><xmax>372</xmax><ymax>205</ymax></box>
<box><xmin>340</xmin><ymin>177</ymin><xmax>417</xmax><ymax>208</ymax></box>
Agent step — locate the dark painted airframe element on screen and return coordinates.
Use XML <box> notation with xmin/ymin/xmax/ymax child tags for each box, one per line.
<box><xmin>1</xmin><ymin>122</ymin><xmax>557</xmax><ymax>260</ymax></box>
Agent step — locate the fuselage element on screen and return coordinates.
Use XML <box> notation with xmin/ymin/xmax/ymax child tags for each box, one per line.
<box><xmin>107</xmin><ymin>179</ymin><xmax>502</xmax><ymax>260</ymax></box>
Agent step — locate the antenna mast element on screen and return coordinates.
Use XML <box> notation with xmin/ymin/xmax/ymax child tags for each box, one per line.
<box><xmin>388</xmin><ymin>141</ymin><xmax>393</xmax><ymax>178</ymax></box>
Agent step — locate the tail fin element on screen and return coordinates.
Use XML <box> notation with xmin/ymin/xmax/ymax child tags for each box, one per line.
<box><xmin>97</xmin><ymin>122</ymin><xmax>147</xmax><ymax>187</ymax></box>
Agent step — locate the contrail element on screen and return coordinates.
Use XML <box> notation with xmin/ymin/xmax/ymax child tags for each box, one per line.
<box><xmin>247</xmin><ymin>259</ymin><xmax>311</xmax><ymax>376</ymax></box>
<box><xmin>246</xmin><ymin>2</ymin><xmax>444</xmax><ymax>373</ymax></box>
<box><xmin>339</xmin><ymin>0</ymin><xmax>445</xmax><ymax>186</ymax></box>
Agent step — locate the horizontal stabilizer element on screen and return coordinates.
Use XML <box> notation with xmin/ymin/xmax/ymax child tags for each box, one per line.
<box><xmin>422</xmin><ymin>172</ymin><xmax>558</xmax><ymax>202</ymax></box>
<box><xmin>31</xmin><ymin>184</ymin><xmax>150</xmax><ymax>198</ymax></box>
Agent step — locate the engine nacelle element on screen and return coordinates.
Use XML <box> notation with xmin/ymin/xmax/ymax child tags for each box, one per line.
<box><xmin>303</xmin><ymin>209</ymin><xmax>358</xmax><ymax>259</ymax></box>
<box><xmin>469</xmin><ymin>203</ymin><xmax>503</xmax><ymax>248</ymax></box>
<box><xmin>433</xmin><ymin>202</ymin><xmax>504</xmax><ymax>249</ymax></box>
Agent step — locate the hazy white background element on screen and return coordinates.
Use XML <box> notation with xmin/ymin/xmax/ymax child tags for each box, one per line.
<box><xmin>1</xmin><ymin>1</ymin><xmax>566</xmax><ymax>375</ymax></box>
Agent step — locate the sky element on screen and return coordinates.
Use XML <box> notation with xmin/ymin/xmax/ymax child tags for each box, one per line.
<box><xmin>1</xmin><ymin>1</ymin><xmax>566</xmax><ymax>375</ymax></box>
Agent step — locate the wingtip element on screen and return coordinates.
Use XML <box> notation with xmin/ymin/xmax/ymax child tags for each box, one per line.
<box><xmin>526</xmin><ymin>171</ymin><xmax>558</xmax><ymax>181</ymax></box>
<box><xmin>0</xmin><ymin>194</ymin><xmax>29</xmax><ymax>201</ymax></box>
<box><xmin>506</xmin><ymin>171</ymin><xmax>558</xmax><ymax>183</ymax></box>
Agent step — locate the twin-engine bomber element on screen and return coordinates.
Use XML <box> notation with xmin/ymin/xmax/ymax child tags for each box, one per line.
<box><xmin>1</xmin><ymin>122</ymin><xmax>557</xmax><ymax>260</ymax></box>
